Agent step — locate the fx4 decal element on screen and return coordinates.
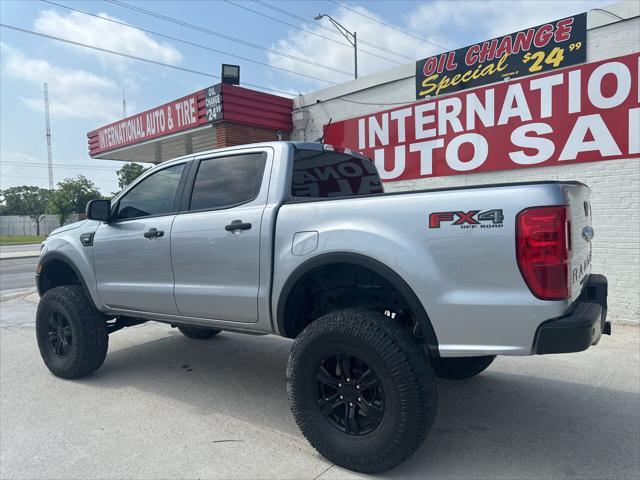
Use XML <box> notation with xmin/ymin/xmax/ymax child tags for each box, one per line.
<box><xmin>429</xmin><ymin>209</ymin><xmax>504</xmax><ymax>229</ymax></box>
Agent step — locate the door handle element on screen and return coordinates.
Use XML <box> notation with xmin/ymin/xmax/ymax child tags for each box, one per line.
<box><xmin>143</xmin><ymin>228</ymin><xmax>164</xmax><ymax>238</ymax></box>
<box><xmin>225</xmin><ymin>220</ymin><xmax>252</xmax><ymax>232</ymax></box>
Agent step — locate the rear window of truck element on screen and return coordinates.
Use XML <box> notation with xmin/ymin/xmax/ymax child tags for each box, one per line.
<box><xmin>292</xmin><ymin>149</ymin><xmax>383</xmax><ymax>198</ymax></box>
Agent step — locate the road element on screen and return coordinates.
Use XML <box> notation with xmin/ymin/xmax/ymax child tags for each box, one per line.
<box><xmin>0</xmin><ymin>256</ymin><xmax>38</xmax><ymax>292</ymax></box>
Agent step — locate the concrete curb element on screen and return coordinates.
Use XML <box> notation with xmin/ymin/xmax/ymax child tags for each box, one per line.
<box><xmin>0</xmin><ymin>288</ymin><xmax>38</xmax><ymax>303</ymax></box>
<box><xmin>0</xmin><ymin>243</ymin><xmax>42</xmax><ymax>260</ymax></box>
<box><xmin>0</xmin><ymin>254</ymin><xmax>40</xmax><ymax>260</ymax></box>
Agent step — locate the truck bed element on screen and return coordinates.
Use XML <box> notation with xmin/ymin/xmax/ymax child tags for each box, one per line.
<box><xmin>273</xmin><ymin>181</ymin><xmax>592</xmax><ymax>357</ymax></box>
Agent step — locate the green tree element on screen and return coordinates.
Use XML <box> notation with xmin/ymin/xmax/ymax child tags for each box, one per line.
<box><xmin>116</xmin><ymin>162</ymin><xmax>150</xmax><ymax>190</ymax></box>
<box><xmin>48</xmin><ymin>188</ymin><xmax>75</xmax><ymax>227</ymax></box>
<box><xmin>0</xmin><ymin>186</ymin><xmax>52</xmax><ymax>235</ymax></box>
<box><xmin>48</xmin><ymin>176</ymin><xmax>101</xmax><ymax>226</ymax></box>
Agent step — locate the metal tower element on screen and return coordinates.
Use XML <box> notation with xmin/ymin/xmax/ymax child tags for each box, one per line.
<box><xmin>122</xmin><ymin>88</ymin><xmax>127</xmax><ymax>118</ymax></box>
<box><xmin>43</xmin><ymin>83</ymin><xmax>53</xmax><ymax>189</ymax></box>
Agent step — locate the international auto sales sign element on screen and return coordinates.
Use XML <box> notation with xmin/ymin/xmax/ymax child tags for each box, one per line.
<box><xmin>323</xmin><ymin>53</ymin><xmax>639</xmax><ymax>181</ymax></box>
<box><xmin>415</xmin><ymin>13</ymin><xmax>586</xmax><ymax>99</ymax></box>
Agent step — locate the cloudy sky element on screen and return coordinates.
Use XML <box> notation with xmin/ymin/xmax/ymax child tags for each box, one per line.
<box><xmin>0</xmin><ymin>0</ymin><xmax>612</xmax><ymax>194</ymax></box>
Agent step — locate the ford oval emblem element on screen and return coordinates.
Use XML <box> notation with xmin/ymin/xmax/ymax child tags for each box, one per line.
<box><xmin>582</xmin><ymin>226</ymin><xmax>595</xmax><ymax>242</ymax></box>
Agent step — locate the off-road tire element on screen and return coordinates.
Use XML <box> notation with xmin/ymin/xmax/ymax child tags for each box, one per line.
<box><xmin>177</xmin><ymin>326</ymin><xmax>221</xmax><ymax>339</ymax></box>
<box><xmin>431</xmin><ymin>355</ymin><xmax>496</xmax><ymax>380</ymax></box>
<box><xmin>36</xmin><ymin>285</ymin><xmax>108</xmax><ymax>379</ymax></box>
<box><xmin>287</xmin><ymin>308</ymin><xmax>437</xmax><ymax>474</ymax></box>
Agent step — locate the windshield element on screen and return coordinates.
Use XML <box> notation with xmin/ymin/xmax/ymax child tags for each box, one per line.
<box><xmin>291</xmin><ymin>149</ymin><xmax>383</xmax><ymax>198</ymax></box>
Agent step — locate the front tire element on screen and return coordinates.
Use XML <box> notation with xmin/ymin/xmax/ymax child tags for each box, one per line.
<box><xmin>431</xmin><ymin>355</ymin><xmax>496</xmax><ymax>380</ymax></box>
<box><xmin>36</xmin><ymin>285</ymin><xmax>108</xmax><ymax>379</ymax></box>
<box><xmin>287</xmin><ymin>308</ymin><xmax>437</xmax><ymax>474</ymax></box>
<box><xmin>177</xmin><ymin>325</ymin><xmax>221</xmax><ymax>339</ymax></box>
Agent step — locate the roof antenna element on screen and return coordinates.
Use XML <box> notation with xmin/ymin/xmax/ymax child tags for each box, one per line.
<box><xmin>316</xmin><ymin>117</ymin><xmax>332</xmax><ymax>143</ymax></box>
<box><xmin>122</xmin><ymin>88</ymin><xmax>127</xmax><ymax>118</ymax></box>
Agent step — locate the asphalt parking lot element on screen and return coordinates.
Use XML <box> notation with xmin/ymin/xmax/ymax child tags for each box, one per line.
<box><xmin>0</xmin><ymin>262</ymin><xmax>639</xmax><ymax>479</ymax></box>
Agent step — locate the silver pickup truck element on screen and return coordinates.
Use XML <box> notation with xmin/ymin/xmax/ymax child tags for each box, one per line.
<box><xmin>35</xmin><ymin>141</ymin><xmax>610</xmax><ymax>473</ymax></box>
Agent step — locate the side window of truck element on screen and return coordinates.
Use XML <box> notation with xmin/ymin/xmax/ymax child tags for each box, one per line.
<box><xmin>292</xmin><ymin>149</ymin><xmax>383</xmax><ymax>198</ymax></box>
<box><xmin>115</xmin><ymin>163</ymin><xmax>185</xmax><ymax>220</ymax></box>
<box><xmin>189</xmin><ymin>152</ymin><xmax>266</xmax><ymax>211</ymax></box>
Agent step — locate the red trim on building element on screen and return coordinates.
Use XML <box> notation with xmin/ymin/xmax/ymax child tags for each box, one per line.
<box><xmin>219</xmin><ymin>84</ymin><xmax>293</xmax><ymax>132</ymax></box>
<box><xmin>216</xmin><ymin>122</ymin><xmax>289</xmax><ymax>148</ymax></box>
<box><xmin>87</xmin><ymin>84</ymin><xmax>293</xmax><ymax>158</ymax></box>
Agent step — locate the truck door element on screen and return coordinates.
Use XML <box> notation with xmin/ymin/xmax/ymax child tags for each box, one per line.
<box><xmin>171</xmin><ymin>150</ymin><xmax>271</xmax><ymax>323</ymax></box>
<box><xmin>93</xmin><ymin>162</ymin><xmax>187</xmax><ymax>314</ymax></box>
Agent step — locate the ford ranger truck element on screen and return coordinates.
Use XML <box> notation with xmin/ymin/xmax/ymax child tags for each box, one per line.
<box><xmin>35</xmin><ymin>141</ymin><xmax>610</xmax><ymax>473</ymax></box>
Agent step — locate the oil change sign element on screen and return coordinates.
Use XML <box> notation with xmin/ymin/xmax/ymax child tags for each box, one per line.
<box><xmin>415</xmin><ymin>13</ymin><xmax>586</xmax><ymax>99</ymax></box>
<box><xmin>323</xmin><ymin>53</ymin><xmax>639</xmax><ymax>182</ymax></box>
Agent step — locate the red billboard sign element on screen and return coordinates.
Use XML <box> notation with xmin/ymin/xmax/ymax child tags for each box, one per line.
<box><xmin>88</xmin><ymin>90</ymin><xmax>208</xmax><ymax>156</ymax></box>
<box><xmin>324</xmin><ymin>52</ymin><xmax>639</xmax><ymax>182</ymax></box>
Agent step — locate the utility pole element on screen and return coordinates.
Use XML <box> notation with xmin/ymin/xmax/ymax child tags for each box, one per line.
<box><xmin>122</xmin><ymin>87</ymin><xmax>127</xmax><ymax>118</ymax></box>
<box><xmin>43</xmin><ymin>83</ymin><xmax>54</xmax><ymax>190</ymax></box>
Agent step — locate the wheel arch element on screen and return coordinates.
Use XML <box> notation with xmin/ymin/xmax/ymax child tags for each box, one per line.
<box><xmin>37</xmin><ymin>251</ymin><xmax>92</xmax><ymax>301</ymax></box>
<box><xmin>276</xmin><ymin>252</ymin><xmax>439</xmax><ymax>354</ymax></box>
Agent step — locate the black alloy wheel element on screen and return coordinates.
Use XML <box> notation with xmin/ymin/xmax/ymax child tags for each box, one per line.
<box><xmin>47</xmin><ymin>310</ymin><xmax>73</xmax><ymax>357</ymax></box>
<box><xmin>36</xmin><ymin>285</ymin><xmax>108</xmax><ymax>379</ymax></box>
<box><xmin>316</xmin><ymin>353</ymin><xmax>384</xmax><ymax>436</ymax></box>
<box><xmin>287</xmin><ymin>308</ymin><xmax>437</xmax><ymax>473</ymax></box>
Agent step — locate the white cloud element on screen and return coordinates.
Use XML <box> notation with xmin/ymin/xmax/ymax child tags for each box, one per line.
<box><xmin>1</xmin><ymin>43</ymin><xmax>123</xmax><ymax>122</ymax></box>
<box><xmin>33</xmin><ymin>9</ymin><xmax>182</xmax><ymax>67</ymax></box>
<box><xmin>268</xmin><ymin>1</ymin><xmax>611</xmax><ymax>89</ymax></box>
<box><xmin>408</xmin><ymin>0</ymin><xmax>612</xmax><ymax>43</ymax></box>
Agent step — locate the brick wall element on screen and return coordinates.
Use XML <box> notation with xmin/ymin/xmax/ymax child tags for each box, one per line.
<box><xmin>293</xmin><ymin>11</ymin><xmax>640</xmax><ymax>324</ymax></box>
<box><xmin>216</xmin><ymin>122</ymin><xmax>289</xmax><ymax>148</ymax></box>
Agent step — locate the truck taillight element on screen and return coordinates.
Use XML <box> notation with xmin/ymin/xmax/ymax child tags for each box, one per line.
<box><xmin>516</xmin><ymin>206</ymin><xmax>570</xmax><ymax>300</ymax></box>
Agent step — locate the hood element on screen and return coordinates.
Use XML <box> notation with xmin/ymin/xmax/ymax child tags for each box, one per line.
<box><xmin>48</xmin><ymin>220</ymin><xmax>88</xmax><ymax>237</ymax></box>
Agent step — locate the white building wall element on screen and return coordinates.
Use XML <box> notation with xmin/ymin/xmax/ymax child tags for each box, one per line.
<box><xmin>293</xmin><ymin>5</ymin><xmax>640</xmax><ymax>325</ymax></box>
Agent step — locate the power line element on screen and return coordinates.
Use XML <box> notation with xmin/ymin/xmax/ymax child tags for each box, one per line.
<box><xmin>327</xmin><ymin>0</ymin><xmax>449</xmax><ymax>51</ymax></box>
<box><xmin>224</xmin><ymin>0</ymin><xmax>409</xmax><ymax>64</ymax></box>
<box><xmin>225</xmin><ymin>0</ymin><xmax>404</xmax><ymax>64</ymax></box>
<box><xmin>105</xmin><ymin>0</ymin><xmax>352</xmax><ymax>77</ymax></box>
<box><xmin>591</xmin><ymin>7</ymin><xmax>625</xmax><ymax>21</ymax></box>
<box><xmin>41</xmin><ymin>0</ymin><xmax>337</xmax><ymax>85</ymax></box>
<box><xmin>253</xmin><ymin>0</ymin><xmax>342</xmax><ymax>35</ymax></box>
<box><xmin>251</xmin><ymin>0</ymin><xmax>414</xmax><ymax>62</ymax></box>
<box><xmin>1</xmin><ymin>161</ymin><xmax>121</xmax><ymax>170</ymax></box>
<box><xmin>0</xmin><ymin>23</ymin><xmax>297</xmax><ymax>97</ymax></box>
<box><xmin>295</xmin><ymin>97</ymin><xmax>416</xmax><ymax>110</ymax></box>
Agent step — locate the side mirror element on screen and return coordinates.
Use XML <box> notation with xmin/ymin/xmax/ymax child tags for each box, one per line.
<box><xmin>86</xmin><ymin>199</ymin><xmax>111</xmax><ymax>222</ymax></box>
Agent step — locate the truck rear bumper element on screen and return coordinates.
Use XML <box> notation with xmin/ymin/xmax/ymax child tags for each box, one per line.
<box><xmin>533</xmin><ymin>274</ymin><xmax>610</xmax><ymax>355</ymax></box>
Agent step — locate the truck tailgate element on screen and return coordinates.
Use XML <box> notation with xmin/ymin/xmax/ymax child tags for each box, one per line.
<box><xmin>565</xmin><ymin>183</ymin><xmax>593</xmax><ymax>301</ymax></box>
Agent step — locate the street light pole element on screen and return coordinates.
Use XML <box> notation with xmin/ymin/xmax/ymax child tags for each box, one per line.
<box><xmin>353</xmin><ymin>31</ymin><xmax>357</xmax><ymax>80</ymax></box>
<box><xmin>315</xmin><ymin>13</ymin><xmax>358</xmax><ymax>79</ymax></box>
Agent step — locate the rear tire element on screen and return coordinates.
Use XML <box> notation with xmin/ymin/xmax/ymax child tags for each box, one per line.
<box><xmin>431</xmin><ymin>355</ymin><xmax>496</xmax><ymax>380</ymax></box>
<box><xmin>36</xmin><ymin>285</ymin><xmax>108</xmax><ymax>379</ymax></box>
<box><xmin>287</xmin><ymin>308</ymin><xmax>437</xmax><ymax>474</ymax></box>
<box><xmin>177</xmin><ymin>325</ymin><xmax>221</xmax><ymax>339</ymax></box>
